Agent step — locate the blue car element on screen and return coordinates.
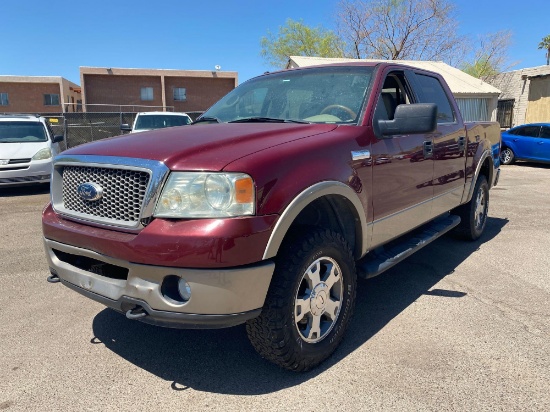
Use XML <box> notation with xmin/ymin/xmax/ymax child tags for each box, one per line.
<box><xmin>500</xmin><ymin>123</ymin><xmax>550</xmax><ymax>165</ymax></box>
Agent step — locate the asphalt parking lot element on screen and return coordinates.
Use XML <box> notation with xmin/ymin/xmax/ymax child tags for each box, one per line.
<box><xmin>1</xmin><ymin>163</ymin><xmax>549</xmax><ymax>411</ymax></box>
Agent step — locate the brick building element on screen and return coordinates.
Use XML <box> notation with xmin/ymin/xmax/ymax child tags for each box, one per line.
<box><xmin>0</xmin><ymin>76</ymin><xmax>81</xmax><ymax>114</ymax></box>
<box><xmin>80</xmin><ymin>67</ymin><xmax>238</xmax><ymax>113</ymax></box>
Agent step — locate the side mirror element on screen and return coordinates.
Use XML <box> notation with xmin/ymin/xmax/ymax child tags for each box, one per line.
<box><xmin>378</xmin><ymin>103</ymin><xmax>437</xmax><ymax>138</ymax></box>
<box><xmin>120</xmin><ymin>124</ymin><xmax>132</xmax><ymax>132</ymax></box>
<box><xmin>52</xmin><ymin>135</ymin><xmax>64</xmax><ymax>143</ymax></box>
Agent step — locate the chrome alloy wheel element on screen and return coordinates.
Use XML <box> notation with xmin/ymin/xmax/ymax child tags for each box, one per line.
<box><xmin>501</xmin><ymin>148</ymin><xmax>513</xmax><ymax>164</ymax></box>
<box><xmin>474</xmin><ymin>186</ymin><xmax>488</xmax><ymax>230</ymax></box>
<box><xmin>294</xmin><ymin>256</ymin><xmax>343</xmax><ymax>343</ymax></box>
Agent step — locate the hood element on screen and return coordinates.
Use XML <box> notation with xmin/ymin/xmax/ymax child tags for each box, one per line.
<box><xmin>0</xmin><ymin>141</ymin><xmax>49</xmax><ymax>160</ymax></box>
<box><xmin>64</xmin><ymin>123</ymin><xmax>338</xmax><ymax>171</ymax></box>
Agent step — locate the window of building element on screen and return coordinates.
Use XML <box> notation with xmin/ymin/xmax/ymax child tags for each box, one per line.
<box><xmin>141</xmin><ymin>87</ymin><xmax>154</xmax><ymax>101</ymax></box>
<box><xmin>0</xmin><ymin>92</ymin><xmax>9</xmax><ymax>106</ymax></box>
<box><xmin>174</xmin><ymin>87</ymin><xmax>187</xmax><ymax>101</ymax></box>
<box><xmin>456</xmin><ymin>98</ymin><xmax>490</xmax><ymax>122</ymax></box>
<box><xmin>497</xmin><ymin>99</ymin><xmax>514</xmax><ymax>128</ymax></box>
<box><xmin>44</xmin><ymin>94</ymin><xmax>60</xmax><ymax>106</ymax></box>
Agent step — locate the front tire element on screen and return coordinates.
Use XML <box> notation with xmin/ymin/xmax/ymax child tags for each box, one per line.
<box><xmin>454</xmin><ymin>175</ymin><xmax>489</xmax><ymax>240</ymax></box>
<box><xmin>500</xmin><ymin>147</ymin><xmax>515</xmax><ymax>165</ymax></box>
<box><xmin>246</xmin><ymin>229</ymin><xmax>357</xmax><ymax>371</ymax></box>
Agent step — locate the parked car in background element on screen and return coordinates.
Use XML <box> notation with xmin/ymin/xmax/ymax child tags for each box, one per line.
<box><xmin>0</xmin><ymin>114</ymin><xmax>64</xmax><ymax>186</ymax></box>
<box><xmin>500</xmin><ymin>123</ymin><xmax>550</xmax><ymax>165</ymax></box>
<box><xmin>121</xmin><ymin>112</ymin><xmax>192</xmax><ymax>134</ymax></box>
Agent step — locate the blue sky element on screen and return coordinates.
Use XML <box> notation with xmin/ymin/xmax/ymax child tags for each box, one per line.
<box><xmin>1</xmin><ymin>0</ymin><xmax>548</xmax><ymax>85</ymax></box>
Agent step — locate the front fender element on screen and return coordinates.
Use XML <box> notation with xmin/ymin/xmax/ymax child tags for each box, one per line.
<box><xmin>262</xmin><ymin>181</ymin><xmax>368</xmax><ymax>260</ymax></box>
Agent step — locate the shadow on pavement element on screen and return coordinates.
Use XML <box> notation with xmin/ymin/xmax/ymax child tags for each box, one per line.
<box><xmin>508</xmin><ymin>161</ymin><xmax>550</xmax><ymax>169</ymax></box>
<box><xmin>0</xmin><ymin>184</ymin><xmax>50</xmax><ymax>197</ymax></box>
<box><xmin>91</xmin><ymin>216</ymin><xmax>508</xmax><ymax>394</ymax></box>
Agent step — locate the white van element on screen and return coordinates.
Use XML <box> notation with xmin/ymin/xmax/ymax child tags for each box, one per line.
<box><xmin>0</xmin><ymin>115</ymin><xmax>64</xmax><ymax>187</ymax></box>
<box><xmin>120</xmin><ymin>112</ymin><xmax>193</xmax><ymax>133</ymax></box>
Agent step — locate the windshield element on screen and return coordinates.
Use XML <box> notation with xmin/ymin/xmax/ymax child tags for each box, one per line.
<box><xmin>134</xmin><ymin>114</ymin><xmax>191</xmax><ymax>130</ymax></box>
<box><xmin>201</xmin><ymin>66</ymin><xmax>374</xmax><ymax>125</ymax></box>
<box><xmin>0</xmin><ymin>122</ymin><xmax>48</xmax><ymax>143</ymax></box>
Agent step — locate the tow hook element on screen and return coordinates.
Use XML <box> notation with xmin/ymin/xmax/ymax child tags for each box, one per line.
<box><xmin>126</xmin><ymin>306</ymin><xmax>148</xmax><ymax>320</ymax></box>
<box><xmin>47</xmin><ymin>271</ymin><xmax>60</xmax><ymax>283</ymax></box>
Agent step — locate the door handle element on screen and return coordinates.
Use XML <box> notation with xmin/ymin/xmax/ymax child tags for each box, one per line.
<box><xmin>423</xmin><ymin>140</ymin><xmax>433</xmax><ymax>158</ymax></box>
<box><xmin>538</xmin><ymin>141</ymin><xmax>544</xmax><ymax>145</ymax></box>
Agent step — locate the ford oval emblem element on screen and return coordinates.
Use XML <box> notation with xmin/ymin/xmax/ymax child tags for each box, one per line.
<box><xmin>77</xmin><ymin>182</ymin><xmax>103</xmax><ymax>202</ymax></box>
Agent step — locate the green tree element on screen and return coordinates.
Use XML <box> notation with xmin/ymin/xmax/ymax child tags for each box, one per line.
<box><xmin>260</xmin><ymin>19</ymin><xmax>345</xmax><ymax>69</ymax></box>
<box><xmin>538</xmin><ymin>35</ymin><xmax>550</xmax><ymax>65</ymax></box>
<box><xmin>462</xmin><ymin>56</ymin><xmax>499</xmax><ymax>79</ymax></box>
<box><xmin>461</xmin><ymin>31</ymin><xmax>514</xmax><ymax>79</ymax></box>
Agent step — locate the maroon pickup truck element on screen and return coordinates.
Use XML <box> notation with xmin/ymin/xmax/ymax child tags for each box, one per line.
<box><xmin>43</xmin><ymin>62</ymin><xmax>501</xmax><ymax>371</ymax></box>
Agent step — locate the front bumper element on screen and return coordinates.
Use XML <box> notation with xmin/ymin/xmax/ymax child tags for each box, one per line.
<box><xmin>0</xmin><ymin>158</ymin><xmax>52</xmax><ymax>186</ymax></box>
<box><xmin>44</xmin><ymin>238</ymin><xmax>275</xmax><ymax>329</ymax></box>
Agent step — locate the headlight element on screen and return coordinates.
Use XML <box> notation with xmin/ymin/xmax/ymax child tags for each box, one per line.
<box><xmin>154</xmin><ymin>172</ymin><xmax>255</xmax><ymax>218</ymax></box>
<box><xmin>32</xmin><ymin>148</ymin><xmax>52</xmax><ymax>160</ymax></box>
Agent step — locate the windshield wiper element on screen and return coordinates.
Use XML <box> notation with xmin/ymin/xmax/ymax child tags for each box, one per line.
<box><xmin>192</xmin><ymin>116</ymin><xmax>221</xmax><ymax>124</ymax></box>
<box><xmin>228</xmin><ymin>117</ymin><xmax>311</xmax><ymax>124</ymax></box>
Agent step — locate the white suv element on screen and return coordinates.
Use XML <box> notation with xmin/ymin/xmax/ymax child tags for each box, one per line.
<box><xmin>121</xmin><ymin>112</ymin><xmax>192</xmax><ymax>133</ymax></box>
<box><xmin>0</xmin><ymin>115</ymin><xmax>64</xmax><ymax>187</ymax></box>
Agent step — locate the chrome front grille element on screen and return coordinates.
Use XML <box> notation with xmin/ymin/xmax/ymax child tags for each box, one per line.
<box><xmin>62</xmin><ymin>166</ymin><xmax>150</xmax><ymax>224</ymax></box>
<box><xmin>51</xmin><ymin>155</ymin><xmax>170</xmax><ymax>230</ymax></box>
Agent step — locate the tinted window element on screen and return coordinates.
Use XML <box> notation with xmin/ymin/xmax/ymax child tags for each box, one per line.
<box><xmin>415</xmin><ymin>74</ymin><xmax>455</xmax><ymax>123</ymax></box>
<box><xmin>512</xmin><ymin>126</ymin><xmax>541</xmax><ymax>137</ymax></box>
<box><xmin>539</xmin><ymin>126</ymin><xmax>550</xmax><ymax>138</ymax></box>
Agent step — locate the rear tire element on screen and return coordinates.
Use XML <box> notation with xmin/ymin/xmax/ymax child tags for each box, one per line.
<box><xmin>454</xmin><ymin>175</ymin><xmax>489</xmax><ymax>241</ymax></box>
<box><xmin>246</xmin><ymin>229</ymin><xmax>357</xmax><ymax>371</ymax></box>
<box><xmin>500</xmin><ymin>147</ymin><xmax>515</xmax><ymax>165</ymax></box>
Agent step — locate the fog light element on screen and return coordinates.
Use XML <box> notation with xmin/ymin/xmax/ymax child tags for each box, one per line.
<box><xmin>178</xmin><ymin>278</ymin><xmax>192</xmax><ymax>301</ymax></box>
<box><xmin>161</xmin><ymin>275</ymin><xmax>191</xmax><ymax>304</ymax></box>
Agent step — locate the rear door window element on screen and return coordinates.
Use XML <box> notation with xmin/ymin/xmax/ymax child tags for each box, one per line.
<box><xmin>512</xmin><ymin>126</ymin><xmax>541</xmax><ymax>137</ymax></box>
<box><xmin>415</xmin><ymin>74</ymin><xmax>455</xmax><ymax>124</ymax></box>
<box><xmin>539</xmin><ymin>126</ymin><xmax>550</xmax><ymax>138</ymax></box>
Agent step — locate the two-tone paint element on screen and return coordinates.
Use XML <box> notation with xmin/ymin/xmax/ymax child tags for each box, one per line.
<box><xmin>42</xmin><ymin>62</ymin><xmax>501</xmax><ymax>328</ymax></box>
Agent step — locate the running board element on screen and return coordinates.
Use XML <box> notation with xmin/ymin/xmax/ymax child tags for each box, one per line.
<box><xmin>356</xmin><ymin>214</ymin><xmax>461</xmax><ymax>279</ymax></box>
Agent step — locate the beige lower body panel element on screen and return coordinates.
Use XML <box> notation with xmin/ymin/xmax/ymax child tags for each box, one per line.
<box><xmin>44</xmin><ymin>238</ymin><xmax>274</xmax><ymax>316</ymax></box>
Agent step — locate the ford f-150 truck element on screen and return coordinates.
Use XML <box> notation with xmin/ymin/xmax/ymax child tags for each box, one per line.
<box><xmin>43</xmin><ymin>62</ymin><xmax>501</xmax><ymax>371</ymax></box>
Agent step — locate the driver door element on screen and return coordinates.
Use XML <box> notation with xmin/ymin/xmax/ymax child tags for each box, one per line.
<box><xmin>370</xmin><ymin>70</ymin><xmax>434</xmax><ymax>247</ymax></box>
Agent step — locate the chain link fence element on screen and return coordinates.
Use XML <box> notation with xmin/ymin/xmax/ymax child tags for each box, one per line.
<box><xmin>42</xmin><ymin>110</ymin><xmax>204</xmax><ymax>150</ymax></box>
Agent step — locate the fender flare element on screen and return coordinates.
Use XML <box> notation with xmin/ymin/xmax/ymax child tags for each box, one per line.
<box><xmin>464</xmin><ymin>149</ymin><xmax>493</xmax><ymax>203</ymax></box>
<box><xmin>262</xmin><ymin>181</ymin><xmax>368</xmax><ymax>260</ymax></box>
